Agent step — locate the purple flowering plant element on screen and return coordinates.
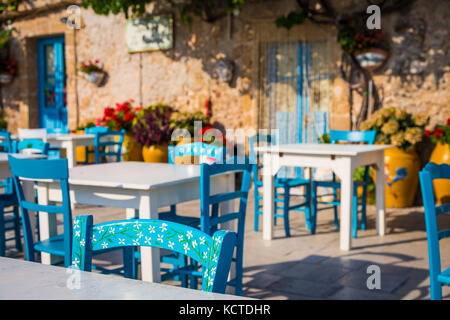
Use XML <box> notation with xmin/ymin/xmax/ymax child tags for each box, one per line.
<box><xmin>132</xmin><ymin>102</ymin><xmax>173</xmax><ymax>147</ymax></box>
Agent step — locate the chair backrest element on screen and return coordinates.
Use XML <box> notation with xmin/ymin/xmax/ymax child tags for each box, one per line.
<box><xmin>419</xmin><ymin>162</ymin><xmax>450</xmax><ymax>295</ymax></box>
<box><xmin>8</xmin><ymin>155</ymin><xmax>72</xmax><ymax>267</ymax></box>
<box><xmin>13</xmin><ymin>139</ymin><xmax>49</xmax><ymax>155</ymax></box>
<box><xmin>85</xmin><ymin>127</ymin><xmax>125</xmax><ymax>163</ymax></box>
<box><xmin>168</xmin><ymin>142</ymin><xmax>226</xmax><ymax>165</ymax></box>
<box><xmin>18</xmin><ymin>128</ymin><xmax>47</xmax><ymax>142</ymax></box>
<box><xmin>200</xmin><ymin>157</ymin><xmax>252</xmax><ymax>290</ymax></box>
<box><xmin>329</xmin><ymin>130</ymin><xmax>376</xmax><ymax>145</ymax></box>
<box><xmin>71</xmin><ymin>215</ymin><xmax>236</xmax><ymax>293</ymax></box>
<box><xmin>0</xmin><ymin>130</ymin><xmax>12</xmax><ymax>153</ymax></box>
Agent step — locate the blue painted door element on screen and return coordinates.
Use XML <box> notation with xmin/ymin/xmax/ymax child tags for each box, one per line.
<box><xmin>37</xmin><ymin>36</ymin><xmax>67</xmax><ymax>131</ymax></box>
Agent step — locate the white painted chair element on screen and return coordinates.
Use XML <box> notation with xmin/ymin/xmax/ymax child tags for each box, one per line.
<box><xmin>17</xmin><ymin>128</ymin><xmax>47</xmax><ymax>142</ymax></box>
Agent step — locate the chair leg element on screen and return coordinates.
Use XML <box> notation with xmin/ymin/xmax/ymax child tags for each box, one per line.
<box><xmin>430</xmin><ymin>279</ymin><xmax>443</xmax><ymax>300</ymax></box>
<box><xmin>13</xmin><ymin>205</ymin><xmax>22</xmax><ymax>252</ymax></box>
<box><xmin>123</xmin><ymin>247</ymin><xmax>135</xmax><ymax>279</ymax></box>
<box><xmin>282</xmin><ymin>186</ymin><xmax>291</xmax><ymax>237</ymax></box>
<box><xmin>311</xmin><ymin>183</ymin><xmax>317</xmax><ymax>234</ymax></box>
<box><xmin>332</xmin><ymin>188</ymin><xmax>339</xmax><ymax>229</ymax></box>
<box><xmin>352</xmin><ymin>188</ymin><xmax>359</xmax><ymax>239</ymax></box>
<box><xmin>0</xmin><ymin>204</ymin><xmax>5</xmax><ymax>257</ymax></box>
<box><xmin>253</xmin><ymin>188</ymin><xmax>260</xmax><ymax>232</ymax></box>
<box><xmin>304</xmin><ymin>183</ymin><xmax>312</xmax><ymax>232</ymax></box>
<box><xmin>361</xmin><ymin>200</ymin><xmax>367</xmax><ymax>231</ymax></box>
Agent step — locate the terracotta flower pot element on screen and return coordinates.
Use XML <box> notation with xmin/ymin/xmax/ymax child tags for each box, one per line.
<box><xmin>373</xmin><ymin>147</ymin><xmax>421</xmax><ymax>208</ymax></box>
<box><xmin>142</xmin><ymin>143</ymin><xmax>168</xmax><ymax>163</ymax></box>
<box><xmin>122</xmin><ymin>133</ymin><xmax>143</xmax><ymax>161</ymax></box>
<box><xmin>429</xmin><ymin>142</ymin><xmax>450</xmax><ymax>205</ymax></box>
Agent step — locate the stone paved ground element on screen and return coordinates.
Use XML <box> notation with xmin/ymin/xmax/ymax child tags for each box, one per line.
<box><xmin>3</xmin><ymin>192</ymin><xmax>450</xmax><ymax>300</ymax></box>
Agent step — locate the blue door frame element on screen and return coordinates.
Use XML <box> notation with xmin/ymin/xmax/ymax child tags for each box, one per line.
<box><xmin>37</xmin><ymin>36</ymin><xmax>68</xmax><ymax>131</ymax></box>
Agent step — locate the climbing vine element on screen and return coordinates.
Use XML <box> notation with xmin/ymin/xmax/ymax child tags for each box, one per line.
<box><xmin>81</xmin><ymin>0</ymin><xmax>246</xmax><ymax>22</ymax></box>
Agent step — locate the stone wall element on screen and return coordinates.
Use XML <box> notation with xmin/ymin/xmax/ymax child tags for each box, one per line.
<box><xmin>1</xmin><ymin>0</ymin><xmax>449</xmax><ymax>138</ymax></box>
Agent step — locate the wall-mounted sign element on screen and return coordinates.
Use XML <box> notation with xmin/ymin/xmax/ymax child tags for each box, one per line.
<box><xmin>125</xmin><ymin>14</ymin><xmax>173</xmax><ymax>53</ymax></box>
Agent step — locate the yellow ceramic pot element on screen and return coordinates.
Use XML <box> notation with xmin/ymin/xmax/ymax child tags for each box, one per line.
<box><xmin>376</xmin><ymin>147</ymin><xmax>421</xmax><ymax>208</ymax></box>
<box><xmin>142</xmin><ymin>143</ymin><xmax>169</xmax><ymax>163</ymax></box>
<box><xmin>429</xmin><ymin>142</ymin><xmax>450</xmax><ymax>205</ymax></box>
<box><xmin>75</xmin><ymin>129</ymin><xmax>95</xmax><ymax>164</ymax></box>
<box><xmin>174</xmin><ymin>137</ymin><xmax>196</xmax><ymax>165</ymax></box>
<box><xmin>122</xmin><ymin>133</ymin><xmax>143</xmax><ymax>162</ymax></box>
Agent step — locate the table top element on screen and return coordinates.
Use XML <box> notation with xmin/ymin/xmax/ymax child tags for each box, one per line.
<box><xmin>0</xmin><ymin>153</ymin><xmax>47</xmax><ymax>163</ymax></box>
<box><xmin>68</xmin><ymin>161</ymin><xmax>202</xmax><ymax>190</ymax></box>
<box><xmin>47</xmin><ymin>133</ymin><xmax>95</xmax><ymax>141</ymax></box>
<box><xmin>255</xmin><ymin>143</ymin><xmax>392</xmax><ymax>156</ymax></box>
<box><xmin>0</xmin><ymin>257</ymin><xmax>248</xmax><ymax>300</ymax></box>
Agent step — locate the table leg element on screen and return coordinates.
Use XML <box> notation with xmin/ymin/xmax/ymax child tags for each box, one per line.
<box><xmin>64</xmin><ymin>141</ymin><xmax>76</xmax><ymax>169</ymax></box>
<box><xmin>337</xmin><ymin>159</ymin><xmax>353</xmax><ymax>251</ymax></box>
<box><xmin>375</xmin><ymin>152</ymin><xmax>386</xmax><ymax>236</ymax></box>
<box><xmin>262</xmin><ymin>154</ymin><xmax>275</xmax><ymax>240</ymax></box>
<box><xmin>139</xmin><ymin>194</ymin><xmax>160</xmax><ymax>282</ymax></box>
<box><xmin>37</xmin><ymin>182</ymin><xmax>58</xmax><ymax>264</ymax></box>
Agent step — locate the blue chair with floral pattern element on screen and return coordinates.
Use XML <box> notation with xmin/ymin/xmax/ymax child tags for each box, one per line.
<box><xmin>419</xmin><ymin>162</ymin><xmax>450</xmax><ymax>300</ymax></box>
<box><xmin>71</xmin><ymin>215</ymin><xmax>237</xmax><ymax>293</ymax></box>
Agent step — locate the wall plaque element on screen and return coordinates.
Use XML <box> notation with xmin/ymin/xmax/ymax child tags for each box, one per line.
<box><xmin>125</xmin><ymin>14</ymin><xmax>173</xmax><ymax>52</ymax></box>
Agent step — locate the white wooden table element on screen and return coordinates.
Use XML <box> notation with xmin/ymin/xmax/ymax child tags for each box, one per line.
<box><xmin>0</xmin><ymin>257</ymin><xmax>249</xmax><ymax>300</ymax></box>
<box><xmin>4</xmin><ymin>133</ymin><xmax>96</xmax><ymax>168</ymax></box>
<box><xmin>46</xmin><ymin>133</ymin><xmax>95</xmax><ymax>168</ymax></box>
<box><xmin>256</xmin><ymin>143</ymin><xmax>392</xmax><ymax>251</ymax></box>
<box><xmin>37</xmin><ymin>161</ymin><xmax>235</xmax><ymax>285</ymax></box>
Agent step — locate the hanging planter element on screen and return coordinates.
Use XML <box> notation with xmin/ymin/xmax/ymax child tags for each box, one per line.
<box><xmin>0</xmin><ymin>58</ymin><xmax>17</xmax><ymax>84</ymax></box>
<box><xmin>354</xmin><ymin>48</ymin><xmax>389</xmax><ymax>71</ymax></box>
<box><xmin>0</xmin><ymin>73</ymin><xmax>13</xmax><ymax>84</ymax></box>
<box><xmin>79</xmin><ymin>59</ymin><xmax>105</xmax><ymax>86</ymax></box>
<box><xmin>84</xmin><ymin>70</ymin><xmax>105</xmax><ymax>85</ymax></box>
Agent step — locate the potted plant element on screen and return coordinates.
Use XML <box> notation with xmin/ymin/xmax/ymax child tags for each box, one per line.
<box><xmin>361</xmin><ymin>107</ymin><xmax>429</xmax><ymax>208</ymax></box>
<box><xmin>0</xmin><ymin>58</ymin><xmax>17</xmax><ymax>84</ymax></box>
<box><xmin>339</xmin><ymin>27</ymin><xmax>389</xmax><ymax>71</ymax></box>
<box><xmin>79</xmin><ymin>60</ymin><xmax>105</xmax><ymax>86</ymax></box>
<box><xmin>425</xmin><ymin>118</ymin><xmax>450</xmax><ymax>204</ymax></box>
<box><xmin>96</xmin><ymin>99</ymin><xmax>143</xmax><ymax>161</ymax></box>
<box><xmin>132</xmin><ymin>102</ymin><xmax>173</xmax><ymax>163</ymax></box>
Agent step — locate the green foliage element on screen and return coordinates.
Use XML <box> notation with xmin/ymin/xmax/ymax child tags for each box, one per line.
<box><xmin>75</xmin><ymin>121</ymin><xmax>95</xmax><ymax>131</ymax></box>
<box><xmin>82</xmin><ymin>0</ymin><xmax>148</xmax><ymax>18</ymax></box>
<box><xmin>0</xmin><ymin>0</ymin><xmax>22</xmax><ymax>13</ymax></box>
<box><xmin>337</xmin><ymin>26</ymin><xmax>356</xmax><ymax>54</ymax></box>
<box><xmin>0</xmin><ymin>28</ymin><xmax>13</xmax><ymax>50</ymax></box>
<box><xmin>170</xmin><ymin>110</ymin><xmax>211</xmax><ymax>136</ymax></box>
<box><xmin>318</xmin><ymin>132</ymin><xmax>330</xmax><ymax>144</ymax></box>
<box><xmin>275</xmin><ymin>10</ymin><xmax>306</xmax><ymax>30</ymax></box>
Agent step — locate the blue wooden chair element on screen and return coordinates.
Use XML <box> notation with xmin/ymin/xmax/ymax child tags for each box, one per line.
<box><xmin>13</xmin><ymin>139</ymin><xmax>50</xmax><ymax>155</ymax></box>
<box><xmin>249</xmin><ymin>134</ymin><xmax>312</xmax><ymax>237</ymax></box>
<box><xmin>162</xmin><ymin>142</ymin><xmax>226</xmax><ymax>227</ymax></box>
<box><xmin>0</xmin><ymin>130</ymin><xmax>12</xmax><ymax>153</ymax></box>
<box><xmin>84</xmin><ymin>127</ymin><xmax>125</xmax><ymax>164</ymax></box>
<box><xmin>0</xmin><ymin>138</ymin><xmax>21</xmax><ymax>255</ymax></box>
<box><xmin>311</xmin><ymin>130</ymin><xmax>376</xmax><ymax>237</ymax></box>
<box><xmin>71</xmin><ymin>215</ymin><xmax>236</xmax><ymax>294</ymax></box>
<box><xmin>419</xmin><ymin>162</ymin><xmax>450</xmax><ymax>300</ymax></box>
<box><xmin>181</xmin><ymin>157</ymin><xmax>252</xmax><ymax>296</ymax></box>
<box><xmin>8</xmin><ymin>156</ymin><xmax>73</xmax><ymax>266</ymax></box>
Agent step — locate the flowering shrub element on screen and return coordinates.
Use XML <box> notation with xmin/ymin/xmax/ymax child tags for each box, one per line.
<box><xmin>338</xmin><ymin>27</ymin><xmax>387</xmax><ymax>54</ymax></box>
<box><xmin>0</xmin><ymin>58</ymin><xmax>17</xmax><ymax>75</ymax></box>
<box><xmin>360</xmin><ymin>107</ymin><xmax>429</xmax><ymax>151</ymax></box>
<box><xmin>198</xmin><ymin>125</ymin><xmax>226</xmax><ymax>145</ymax></box>
<box><xmin>96</xmin><ymin>99</ymin><xmax>141</xmax><ymax>132</ymax></box>
<box><xmin>425</xmin><ymin>118</ymin><xmax>450</xmax><ymax>145</ymax></box>
<box><xmin>132</xmin><ymin>102</ymin><xmax>173</xmax><ymax>147</ymax></box>
<box><xmin>79</xmin><ymin>60</ymin><xmax>102</xmax><ymax>74</ymax></box>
